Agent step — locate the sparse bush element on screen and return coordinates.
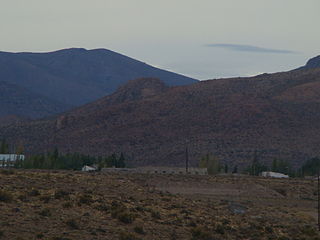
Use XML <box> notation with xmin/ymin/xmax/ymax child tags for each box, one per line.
<box><xmin>135</xmin><ymin>206</ymin><xmax>145</xmax><ymax>212</ymax></box>
<box><xmin>28</xmin><ymin>189</ymin><xmax>40</xmax><ymax>197</ymax></box>
<box><xmin>215</xmin><ymin>224</ymin><xmax>225</xmax><ymax>234</ymax></box>
<box><xmin>94</xmin><ymin>204</ymin><xmax>108</xmax><ymax>212</ymax></box>
<box><xmin>119</xmin><ymin>232</ymin><xmax>140</xmax><ymax>240</ymax></box>
<box><xmin>191</xmin><ymin>227</ymin><xmax>213</xmax><ymax>240</ymax></box>
<box><xmin>65</xmin><ymin>219</ymin><xmax>79</xmax><ymax>229</ymax></box>
<box><xmin>0</xmin><ymin>169</ymin><xmax>14</xmax><ymax>175</ymax></box>
<box><xmin>274</xmin><ymin>188</ymin><xmax>287</xmax><ymax>196</ymax></box>
<box><xmin>78</xmin><ymin>194</ymin><xmax>93</xmax><ymax>205</ymax></box>
<box><xmin>39</xmin><ymin>195</ymin><xmax>51</xmax><ymax>203</ymax></box>
<box><xmin>62</xmin><ymin>201</ymin><xmax>73</xmax><ymax>209</ymax></box>
<box><xmin>39</xmin><ymin>208</ymin><xmax>51</xmax><ymax>217</ymax></box>
<box><xmin>54</xmin><ymin>190</ymin><xmax>70</xmax><ymax>200</ymax></box>
<box><xmin>301</xmin><ymin>225</ymin><xmax>317</xmax><ymax>237</ymax></box>
<box><xmin>134</xmin><ymin>226</ymin><xmax>145</xmax><ymax>235</ymax></box>
<box><xmin>17</xmin><ymin>193</ymin><xmax>27</xmax><ymax>202</ymax></box>
<box><xmin>36</xmin><ymin>233</ymin><xmax>44</xmax><ymax>239</ymax></box>
<box><xmin>117</xmin><ymin>212</ymin><xmax>135</xmax><ymax>224</ymax></box>
<box><xmin>52</xmin><ymin>237</ymin><xmax>72</xmax><ymax>240</ymax></box>
<box><xmin>0</xmin><ymin>190</ymin><xmax>13</xmax><ymax>203</ymax></box>
<box><xmin>0</xmin><ymin>230</ymin><xmax>4</xmax><ymax>237</ymax></box>
<box><xmin>151</xmin><ymin>210</ymin><xmax>161</xmax><ymax>219</ymax></box>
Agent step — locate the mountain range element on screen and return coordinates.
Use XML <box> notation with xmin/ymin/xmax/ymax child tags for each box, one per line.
<box><xmin>0</xmin><ymin>48</ymin><xmax>196</xmax><ymax>118</ymax></box>
<box><xmin>1</xmin><ymin>55</ymin><xmax>320</xmax><ymax>168</ymax></box>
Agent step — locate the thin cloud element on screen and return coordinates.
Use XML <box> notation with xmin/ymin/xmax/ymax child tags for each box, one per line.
<box><xmin>205</xmin><ymin>43</ymin><xmax>298</xmax><ymax>54</ymax></box>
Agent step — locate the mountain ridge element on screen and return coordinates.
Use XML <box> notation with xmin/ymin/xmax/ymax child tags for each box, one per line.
<box><xmin>0</xmin><ymin>48</ymin><xmax>197</xmax><ymax>107</ymax></box>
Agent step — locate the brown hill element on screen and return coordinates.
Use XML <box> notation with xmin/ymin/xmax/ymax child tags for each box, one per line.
<box><xmin>1</xmin><ymin>67</ymin><xmax>320</xmax><ymax>168</ymax></box>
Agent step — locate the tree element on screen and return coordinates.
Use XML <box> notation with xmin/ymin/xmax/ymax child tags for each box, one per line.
<box><xmin>117</xmin><ymin>153</ymin><xmax>126</xmax><ymax>168</ymax></box>
<box><xmin>300</xmin><ymin>157</ymin><xmax>320</xmax><ymax>176</ymax></box>
<box><xmin>0</xmin><ymin>139</ymin><xmax>9</xmax><ymax>154</ymax></box>
<box><xmin>232</xmin><ymin>165</ymin><xmax>238</xmax><ymax>174</ymax></box>
<box><xmin>224</xmin><ymin>164</ymin><xmax>228</xmax><ymax>173</ymax></box>
<box><xmin>199</xmin><ymin>153</ymin><xmax>220</xmax><ymax>175</ymax></box>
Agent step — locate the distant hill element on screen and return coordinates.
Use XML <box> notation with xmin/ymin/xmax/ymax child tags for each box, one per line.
<box><xmin>1</xmin><ymin>56</ymin><xmax>320</xmax><ymax>168</ymax></box>
<box><xmin>0</xmin><ymin>81</ymin><xmax>69</xmax><ymax>119</ymax></box>
<box><xmin>0</xmin><ymin>48</ymin><xmax>197</xmax><ymax>109</ymax></box>
<box><xmin>304</xmin><ymin>55</ymin><xmax>320</xmax><ymax>69</ymax></box>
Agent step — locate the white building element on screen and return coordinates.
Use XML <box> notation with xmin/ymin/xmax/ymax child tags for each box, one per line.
<box><xmin>82</xmin><ymin>165</ymin><xmax>97</xmax><ymax>172</ymax></box>
<box><xmin>261</xmin><ymin>171</ymin><xmax>289</xmax><ymax>179</ymax></box>
<box><xmin>0</xmin><ymin>154</ymin><xmax>25</xmax><ymax>168</ymax></box>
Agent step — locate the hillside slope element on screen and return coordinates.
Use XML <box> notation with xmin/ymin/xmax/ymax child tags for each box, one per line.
<box><xmin>0</xmin><ymin>48</ymin><xmax>197</xmax><ymax>108</ymax></box>
<box><xmin>1</xmin><ymin>63</ymin><xmax>320</xmax><ymax>168</ymax></box>
<box><xmin>0</xmin><ymin>81</ymin><xmax>69</xmax><ymax>119</ymax></box>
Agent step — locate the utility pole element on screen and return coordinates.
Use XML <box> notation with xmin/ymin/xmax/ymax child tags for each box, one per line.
<box><xmin>318</xmin><ymin>162</ymin><xmax>320</xmax><ymax>231</ymax></box>
<box><xmin>185</xmin><ymin>146</ymin><xmax>189</xmax><ymax>174</ymax></box>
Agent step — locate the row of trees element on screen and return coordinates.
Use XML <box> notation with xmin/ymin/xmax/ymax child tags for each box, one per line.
<box><xmin>199</xmin><ymin>152</ymin><xmax>319</xmax><ymax>177</ymax></box>
<box><xmin>14</xmin><ymin>148</ymin><xmax>126</xmax><ymax>170</ymax></box>
<box><xmin>0</xmin><ymin>139</ymin><xmax>9</xmax><ymax>154</ymax></box>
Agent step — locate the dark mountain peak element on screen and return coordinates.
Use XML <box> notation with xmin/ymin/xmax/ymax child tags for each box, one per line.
<box><xmin>0</xmin><ymin>48</ymin><xmax>197</xmax><ymax>111</ymax></box>
<box><xmin>305</xmin><ymin>55</ymin><xmax>320</xmax><ymax>69</ymax></box>
<box><xmin>110</xmin><ymin>78</ymin><xmax>168</xmax><ymax>103</ymax></box>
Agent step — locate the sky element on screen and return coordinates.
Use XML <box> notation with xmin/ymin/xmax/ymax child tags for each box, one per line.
<box><xmin>0</xmin><ymin>0</ymin><xmax>319</xmax><ymax>80</ymax></box>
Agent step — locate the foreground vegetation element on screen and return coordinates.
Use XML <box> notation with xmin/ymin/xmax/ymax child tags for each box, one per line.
<box><xmin>0</xmin><ymin>169</ymin><xmax>318</xmax><ymax>240</ymax></box>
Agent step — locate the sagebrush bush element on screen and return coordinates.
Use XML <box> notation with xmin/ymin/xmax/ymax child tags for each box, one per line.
<box><xmin>78</xmin><ymin>194</ymin><xmax>93</xmax><ymax>205</ymax></box>
<box><xmin>151</xmin><ymin>210</ymin><xmax>161</xmax><ymax>219</ymax></box>
<box><xmin>39</xmin><ymin>208</ymin><xmax>52</xmax><ymax>217</ymax></box>
<box><xmin>0</xmin><ymin>169</ymin><xmax>15</xmax><ymax>175</ymax></box>
<box><xmin>191</xmin><ymin>227</ymin><xmax>214</xmax><ymax>240</ymax></box>
<box><xmin>117</xmin><ymin>212</ymin><xmax>135</xmax><ymax>224</ymax></box>
<box><xmin>54</xmin><ymin>190</ymin><xmax>70</xmax><ymax>200</ymax></box>
<box><xmin>0</xmin><ymin>190</ymin><xmax>13</xmax><ymax>203</ymax></box>
<box><xmin>119</xmin><ymin>232</ymin><xmax>140</xmax><ymax>240</ymax></box>
<box><xmin>28</xmin><ymin>189</ymin><xmax>40</xmax><ymax>197</ymax></box>
<box><xmin>134</xmin><ymin>226</ymin><xmax>145</xmax><ymax>235</ymax></box>
<box><xmin>65</xmin><ymin>219</ymin><xmax>79</xmax><ymax>229</ymax></box>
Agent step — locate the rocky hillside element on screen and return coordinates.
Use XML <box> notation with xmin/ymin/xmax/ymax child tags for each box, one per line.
<box><xmin>1</xmin><ymin>60</ymin><xmax>320</xmax><ymax>168</ymax></box>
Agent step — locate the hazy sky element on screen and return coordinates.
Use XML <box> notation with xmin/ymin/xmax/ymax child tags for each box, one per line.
<box><xmin>1</xmin><ymin>0</ymin><xmax>319</xmax><ymax>79</ymax></box>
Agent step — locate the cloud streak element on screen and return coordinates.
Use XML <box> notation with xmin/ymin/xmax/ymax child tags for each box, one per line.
<box><xmin>205</xmin><ymin>43</ymin><xmax>298</xmax><ymax>54</ymax></box>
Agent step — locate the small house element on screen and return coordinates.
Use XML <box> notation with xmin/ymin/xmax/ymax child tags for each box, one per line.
<box><xmin>0</xmin><ymin>154</ymin><xmax>25</xmax><ymax>168</ymax></box>
<box><xmin>82</xmin><ymin>165</ymin><xmax>96</xmax><ymax>172</ymax></box>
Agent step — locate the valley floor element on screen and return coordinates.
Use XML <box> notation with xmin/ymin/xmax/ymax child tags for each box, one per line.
<box><xmin>0</xmin><ymin>170</ymin><xmax>318</xmax><ymax>240</ymax></box>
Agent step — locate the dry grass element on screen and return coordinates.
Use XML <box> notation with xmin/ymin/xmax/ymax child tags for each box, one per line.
<box><xmin>0</xmin><ymin>170</ymin><xmax>318</xmax><ymax>240</ymax></box>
